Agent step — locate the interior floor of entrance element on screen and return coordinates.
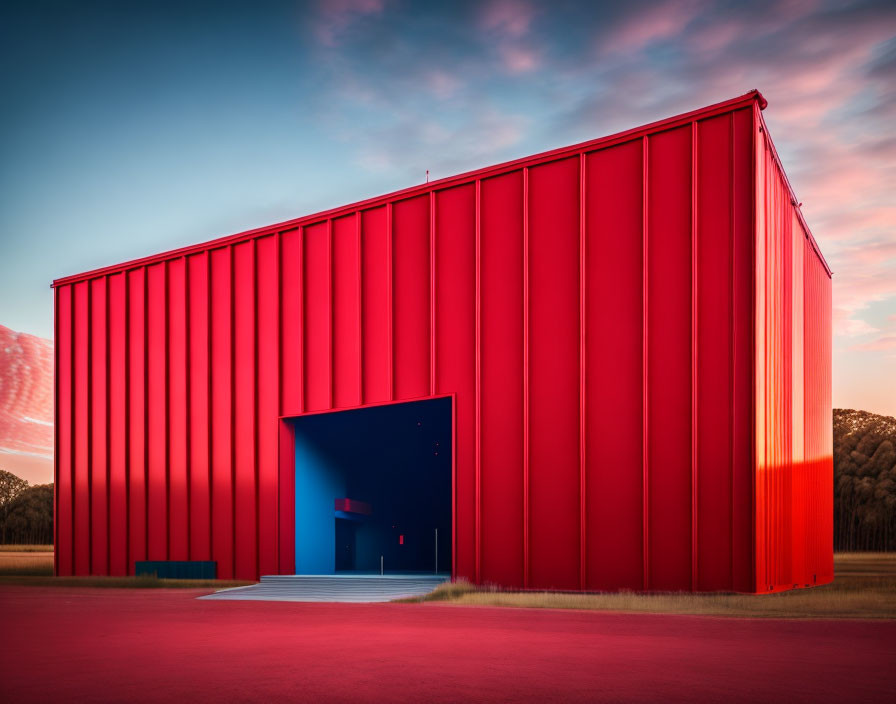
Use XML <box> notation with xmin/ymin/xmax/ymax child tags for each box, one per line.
<box><xmin>292</xmin><ymin>397</ymin><xmax>452</xmax><ymax>575</ymax></box>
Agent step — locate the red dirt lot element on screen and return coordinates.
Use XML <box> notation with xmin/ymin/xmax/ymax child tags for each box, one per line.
<box><xmin>1</xmin><ymin>587</ymin><xmax>894</xmax><ymax>703</ymax></box>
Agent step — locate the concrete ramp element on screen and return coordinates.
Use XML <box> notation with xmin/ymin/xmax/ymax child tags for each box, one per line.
<box><xmin>199</xmin><ymin>574</ymin><xmax>449</xmax><ymax>603</ymax></box>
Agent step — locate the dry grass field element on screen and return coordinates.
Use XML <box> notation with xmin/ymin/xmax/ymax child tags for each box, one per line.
<box><xmin>0</xmin><ymin>576</ymin><xmax>255</xmax><ymax>588</ymax></box>
<box><xmin>1</xmin><ymin>549</ymin><xmax>892</xmax><ymax>614</ymax></box>
<box><xmin>0</xmin><ymin>545</ymin><xmax>54</xmax><ymax>552</ymax></box>
<box><xmin>0</xmin><ymin>548</ymin><xmax>251</xmax><ymax>588</ymax></box>
<box><xmin>0</xmin><ymin>550</ymin><xmax>53</xmax><ymax>576</ymax></box>
<box><xmin>405</xmin><ymin>552</ymin><xmax>896</xmax><ymax>619</ymax></box>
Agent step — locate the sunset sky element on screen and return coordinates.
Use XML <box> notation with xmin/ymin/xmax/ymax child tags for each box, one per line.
<box><xmin>1</xmin><ymin>0</ymin><xmax>894</xmax><ymax>416</ymax></box>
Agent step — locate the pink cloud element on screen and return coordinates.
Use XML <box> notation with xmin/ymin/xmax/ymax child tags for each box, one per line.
<box><xmin>833</xmin><ymin>309</ymin><xmax>879</xmax><ymax>338</ymax></box>
<box><xmin>792</xmin><ymin>160</ymin><xmax>877</xmax><ymax>210</ymax></box>
<box><xmin>500</xmin><ymin>45</ymin><xmax>539</xmax><ymax>73</ymax></box>
<box><xmin>687</xmin><ymin>21</ymin><xmax>743</xmax><ymax>55</ymax></box>
<box><xmin>851</xmin><ymin>336</ymin><xmax>896</xmax><ymax>352</ymax></box>
<box><xmin>478</xmin><ymin>0</ymin><xmax>535</xmax><ymax>39</ymax></box>
<box><xmin>838</xmin><ymin>240</ymin><xmax>896</xmax><ymax>266</ymax></box>
<box><xmin>739</xmin><ymin>32</ymin><xmax>896</xmax><ymax>347</ymax></box>
<box><xmin>600</xmin><ymin>0</ymin><xmax>700</xmax><ymax>55</ymax></box>
<box><xmin>835</xmin><ymin>276</ymin><xmax>896</xmax><ymax>307</ymax></box>
<box><xmin>314</xmin><ymin>0</ymin><xmax>386</xmax><ymax>47</ymax></box>
<box><xmin>820</xmin><ymin>208</ymin><xmax>896</xmax><ymax>237</ymax></box>
<box><xmin>424</xmin><ymin>70</ymin><xmax>463</xmax><ymax>100</ymax></box>
<box><xmin>477</xmin><ymin>0</ymin><xmax>540</xmax><ymax>73</ymax></box>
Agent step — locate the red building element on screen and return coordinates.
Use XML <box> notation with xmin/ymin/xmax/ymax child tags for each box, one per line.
<box><xmin>53</xmin><ymin>90</ymin><xmax>833</xmax><ymax>592</ymax></box>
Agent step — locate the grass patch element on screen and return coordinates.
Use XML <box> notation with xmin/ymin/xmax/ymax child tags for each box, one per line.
<box><xmin>0</xmin><ymin>551</ymin><xmax>54</xmax><ymax>576</ymax></box>
<box><xmin>0</xmin><ymin>575</ymin><xmax>254</xmax><ymax>589</ymax></box>
<box><xmin>0</xmin><ymin>545</ymin><xmax>54</xmax><ymax>552</ymax></box>
<box><xmin>402</xmin><ymin>579</ymin><xmax>480</xmax><ymax>602</ymax></box>
<box><xmin>830</xmin><ymin>552</ymin><xmax>896</xmax><ymax>576</ymax></box>
<box><xmin>402</xmin><ymin>554</ymin><xmax>896</xmax><ymax>620</ymax></box>
<box><xmin>0</xmin><ymin>550</ymin><xmax>252</xmax><ymax>588</ymax></box>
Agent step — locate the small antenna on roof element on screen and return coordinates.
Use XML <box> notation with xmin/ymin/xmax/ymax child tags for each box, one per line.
<box><xmin>426</xmin><ymin>169</ymin><xmax>429</xmax><ymax>183</ymax></box>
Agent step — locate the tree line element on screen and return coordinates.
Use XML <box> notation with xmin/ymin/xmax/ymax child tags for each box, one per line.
<box><xmin>0</xmin><ymin>469</ymin><xmax>53</xmax><ymax>545</ymax></box>
<box><xmin>2</xmin><ymin>409</ymin><xmax>895</xmax><ymax>550</ymax></box>
<box><xmin>834</xmin><ymin>409</ymin><xmax>896</xmax><ymax>552</ymax></box>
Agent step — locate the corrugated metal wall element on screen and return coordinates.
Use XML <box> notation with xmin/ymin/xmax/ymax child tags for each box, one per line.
<box><xmin>54</xmin><ymin>92</ymin><xmax>832</xmax><ymax>591</ymax></box>
<box><xmin>754</xmin><ymin>106</ymin><xmax>834</xmax><ymax>592</ymax></box>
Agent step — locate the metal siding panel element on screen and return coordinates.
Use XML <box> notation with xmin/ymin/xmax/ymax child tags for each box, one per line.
<box><xmin>753</xmin><ymin>114</ymin><xmax>767</xmax><ymax>591</ymax></box>
<box><xmin>766</xmin><ymin>149</ymin><xmax>778</xmax><ymax>591</ymax></box>
<box><xmin>781</xmin><ymin>180</ymin><xmax>794</xmax><ymax>588</ymax></box>
<box><xmin>280</xmin><ymin>229</ymin><xmax>303</xmax><ymax>416</ymax></box>
<box><xmin>791</xmin><ymin>217</ymin><xmax>805</xmax><ymax>462</ymax></box>
<box><xmin>578</xmin><ymin>154</ymin><xmax>586</xmax><ymax>590</ymax></box>
<box><xmin>791</xmin><ymin>213</ymin><xmax>806</xmax><ymax>585</ymax></box>
<box><xmin>234</xmin><ymin>241</ymin><xmax>257</xmax><ymax>580</ymax></box>
<box><xmin>89</xmin><ymin>278</ymin><xmax>108</xmax><ymax>574</ymax></box>
<box><xmin>333</xmin><ymin>216</ymin><xmax>362</xmax><ymax>408</ymax></box>
<box><xmin>146</xmin><ymin>263</ymin><xmax>168</xmax><ymax>561</ymax></box>
<box><xmin>56</xmin><ymin>285</ymin><xmax>73</xmax><ymax>575</ymax></box>
<box><xmin>731</xmin><ymin>108</ymin><xmax>754</xmax><ymax>592</ymax></box>
<box><xmin>804</xmin><ymin>231</ymin><xmax>833</xmax><ymax>584</ymax></box>
<box><xmin>474</xmin><ymin>179</ymin><xmax>483</xmax><ymax>583</ymax></box>
<box><xmin>303</xmin><ymin>222</ymin><xmax>331</xmax><ymax>412</ymax></box>
<box><xmin>646</xmin><ymin>127</ymin><xmax>692</xmax><ymax>591</ymax></box>
<box><xmin>73</xmin><ymin>281</ymin><xmax>90</xmax><ymax>574</ymax></box>
<box><xmin>278</xmin><ymin>420</ymin><xmax>296</xmax><ymax>574</ymax></box>
<box><xmin>187</xmin><ymin>253</ymin><xmax>211</xmax><ymax>560</ymax></box>
<box><xmin>777</xmin><ymin>149</ymin><xmax>794</xmax><ymax>590</ymax></box>
<box><xmin>434</xmin><ymin>183</ymin><xmax>477</xmax><ymax>583</ymax></box>
<box><xmin>54</xmin><ymin>287</ymin><xmax>59</xmax><ymax>575</ymax></box>
<box><xmin>752</xmin><ymin>121</ymin><xmax>832</xmax><ymax>593</ymax></box>
<box><xmin>361</xmin><ymin>207</ymin><xmax>391</xmax><ymax>403</ymax></box>
<box><xmin>127</xmin><ymin>269</ymin><xmax>147</xmax><ymax>573</ymax></box>
<box><xmin>279</xmin><ymin>230</ymin><xmax>301</xmax><ymax>572</ymax></box>
<box><xmin>523</xmin><ymin>168</ymin><xmax>530</xmax><ymax>586</ymax></box>
<box><xmin>528</xmin><ymin>157</ymin><xmax>580</xmax><ymax>590</ymax></box>
<box><xmin>819</xmin><ymin>252</ymin><xmax>833</xmax><ymax>581</ymax></box>
<box><xmin>108</xmin><ymin>273</ymin><xmax>128</xmax><ymax>575</ymax></box>
<box><xmin>210</xmin><ymin>247</ymin><xmax>234</xmax><ymax>578</ymax></box>
<box><xmin>392</xmin><ymin>195</ymin><xmax>430</xmax><ymax>400</ymax></box>
<box><xmin>167</xmin><ymin>257</ymin><xmax>189</xmax><ymax>561</ymax></box>
<box><xmin>696</xmin><ymin>115</ymin><xmax>734</xmax><ymax>591</ymax></box>
<box><xmin>806</xmin><ymin>250</ymin><xmax>819</xmax><ymax>576</ymax></box>
<box><xmin>430</xmin><ymin>194</ymin><xmax>437</xmax><ymax>398</ymax></box>
<box><xmin>584</xmin><ymin>141</ymin><xmax>644</xmax><ymax>590</ymax></box>
<box><xmin>804</xmin><ymin>254</ymin><xmax>815</xmax><ymax>567</ymax></box>
<box><xmin>822</xmin><ymin>261</ymin><xmax>833</xmax><ymax>579</ymax></box>
<box><xmin>760</xmin><ymin>145</ymin><xmax>779</xmax><ymax>591</ymax></box>
<box><xmin>641</xmin><ymin>138</ymin><xmax>649</xmax><ymax>590</ymax></box>
<box><xmin>479</xmin><ymin>173</ymin><xmax>525</xmax><ymax>586</ymax></box>
<box><xmin>257</xmin><ymin>235</ymin><xmax>280</xmax><ymax>577</ymax></box>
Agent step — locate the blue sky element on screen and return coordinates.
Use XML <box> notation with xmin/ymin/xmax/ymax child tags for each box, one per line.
<box><xmin>1</xmin><ymin>0</ymin><xmax>894</xmax><ymax>415</ymax></box>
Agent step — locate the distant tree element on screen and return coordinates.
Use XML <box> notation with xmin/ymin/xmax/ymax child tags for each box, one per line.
<box><xmin>834</xmin><ymin>409</ymin><xmax>896</xmax><ymax>551</ymax></box>
<box><xmin>0</xmin><ymin>469</ymin><xmax>29</xmax><ymax>543</ymax></box>
<box><xmin>4</xmin><ymin>484</ymin><xmax>53</xmax><ymax>545</ymax></box>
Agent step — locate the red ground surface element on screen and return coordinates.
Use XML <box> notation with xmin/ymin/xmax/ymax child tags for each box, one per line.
<box><xmin>1</xmin><ymin>587</ymin><xmax>894</xmax><ymax>703</ymax></box>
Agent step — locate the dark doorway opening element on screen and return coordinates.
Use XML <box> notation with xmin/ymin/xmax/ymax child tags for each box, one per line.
<box><xmin>334</xmin><ymin>518</ymin><xmax>357</xmax><ymax>571</ymax></box>
<box><xmin>291</xmin><ymin>396</ymin><xmax>452</xmax><ymax>575</ymax></box>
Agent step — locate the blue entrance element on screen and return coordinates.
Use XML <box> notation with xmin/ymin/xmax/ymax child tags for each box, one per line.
<box><xmin>291</xmin><ymin>397</ymin><xmax>452</xmax><ymax>575</ymax></box>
